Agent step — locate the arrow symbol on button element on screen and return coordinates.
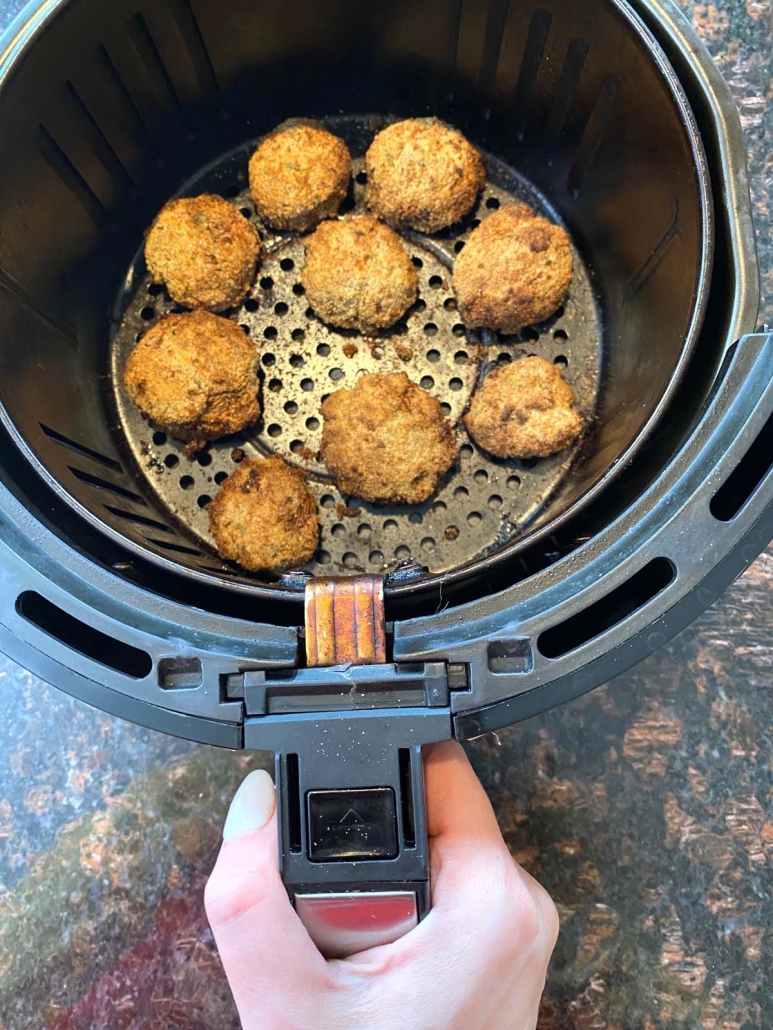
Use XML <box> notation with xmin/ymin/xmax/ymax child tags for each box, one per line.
<box><xmin>339</xmin><ymin>808</ymin><xmax>365</xmax><ymax>826</ymax></box>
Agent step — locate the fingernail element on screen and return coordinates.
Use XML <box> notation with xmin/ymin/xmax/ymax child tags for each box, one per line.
<box><xmin>223</xmin><ymin>769</ymin><xmax>276</xmax><ymax>841</ymax></box>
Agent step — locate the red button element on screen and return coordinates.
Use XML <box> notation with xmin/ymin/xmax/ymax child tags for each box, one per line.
<box><xmin>295</xmin><ymin>891</ymin><xmax>418</xmax><ymax>958</ymax></box>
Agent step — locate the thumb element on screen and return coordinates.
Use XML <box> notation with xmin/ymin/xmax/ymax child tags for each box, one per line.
<box><xmin>205</xmin><ymin>770</ymin><xmax>331</xmax><ymax>1026</ymax></box>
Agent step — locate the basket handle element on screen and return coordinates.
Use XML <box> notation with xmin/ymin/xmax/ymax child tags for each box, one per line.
<box><xmin>245</xmin><ymin>576</ymin><xmax>452</xmax><ymax>958</ymax></box>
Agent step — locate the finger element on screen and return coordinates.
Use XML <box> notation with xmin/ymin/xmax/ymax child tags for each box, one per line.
<box><xmin>424</xmin><ymin>740</ymin><xmax>505</xmax><ymax>843</ymax></box>
<box><xmin>424</xmin><ymin>741</ymin><xmax>517</xmax><ymax>914</ymax></box>
<box><xmin>425</xmin><ymin>743</ymin><xmax>558</xmax><ymax>959</ymax></box>
<box><xmin>205</xmin><ymin>770</ymin><xmax>332</xmax><ymax>1026</ymax></box>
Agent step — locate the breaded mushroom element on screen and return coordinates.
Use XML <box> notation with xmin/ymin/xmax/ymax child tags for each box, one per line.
<box><xmin>145</xmin><ymin>195</ymin><xmax>260</xmax><ymax>311</ymax></box>
<box><xmin>301</xmin><ymin>216</ymin><xmax>418</xmax><ymax>333</ymax></box>
<box><xmin>454</xmin><ymin>204</ymin><xmax>572</xmax><ymax>332</ymax></box>
<box><xmin>208</xmin><ymin>457</ymin><xmax>319</xmax><ymax>574</ymax></box>
<box><xmin>464</xmin><ymin>355</ymin><xmax>583</xmax><ymax>459</ymax></box>
<box><xmin>249</xmin><ymin>122</ymin><xmax>352</xmax><ymax>232</ymax></box>
<box><xmin>123</xmin><ymin>310</ymin><xmax>260</xmax><ymax>452</ymax></box>
<box><xmin>320</xmin><ymin>372</ymin><xmax>457</xmax><ymax>504</ymax></box>
<box><xmin>365</xmin><ymin>118</ymin><xmax>485</xmax><ymax>233</ymax></box>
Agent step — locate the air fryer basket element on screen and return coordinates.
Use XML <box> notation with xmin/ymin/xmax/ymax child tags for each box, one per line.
<box><xmin>0</xmin><ymin>0</ymin><xmax>770</xmax><ymax>949</ymax></box>
<box><xmin>0</xmin><ymin>0</ymin><xmax>712</xmax><ymax>609</ymax></box>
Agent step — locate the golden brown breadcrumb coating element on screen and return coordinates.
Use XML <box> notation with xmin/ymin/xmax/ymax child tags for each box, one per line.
<box><xmin>301</xmin><ymin>216</ymin><xmax>419</xmax><ymax>333</ymax></box>
<box><xmin>208</xmin><ymin>458</ymin><xmax>319</xmax><ymax>574</ymax></box>
<box><xmin>145</xmin><ymin>194</ymin><xmax>260</xmax><ymax>312</ymax></box>
<box><xmin>249</xmin><ymin>122</ymin><xmax>352</xmax><ymax>232</ymax></box>
<box><xmin>365</xmin><ymin>118</ymin><xmax>485</xmax><ymax>233</ymax></box>
<box><xmin>320</xmin><ymin>372</ymin><xmax>457</xmax><ymax>504</ymax></box>
<box><xmin>464</xmin><ymin>355</ymin><xmax>583</xmax><ymax>459</ymax></box>
<box><xmin>123</xmin><ymin>310</ymin><xmax>260</xmax><ymax>452</ymax></box>
<box><xmin>453</xmin><ymin>204</ymin><xmax>572</xmax><ymax>332</ymax></box>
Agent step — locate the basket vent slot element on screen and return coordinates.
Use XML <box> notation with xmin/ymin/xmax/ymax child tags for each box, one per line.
<box><xmin>40</xmin><ymin>423</ymin><xmax>123</xmax><ymax>471</ymax></box>
<box><xmin>64</xmin><ymin>80</ymin><xmax>135</xmax><ymax>189</ymax></box>
<box><xmin>710</xmin><ymin>410</ymin><xmax>773</xmax><ymax>523</ymax></box>
<box><xmin>35</xmin><ymin>124</ymin><xmax>108</xmax><ymax>224</ymax></box>
<box><xmin>146</xmin><ymin>537</ymin><xmax>203</xmax><ymax>556</ymax></box>
<box><xmin>567</xmin><ymin>73</ymin><xmax>620</xmax><ymax>197</ymax></box>
<box><xmin>104</xmin><ymin>505</ymin><xmax>173</xmax><ymax>532</ymax></box>
<box><xmin>69</xmin><ymin>466</ymin><xmax>147</xmax><ymax>504</ymax></box>
<box><xmin>17</xmin><ymin>591</ymin><xmax>152</xmax><ymax>678</ymax></box>
<box><xmin>128</xmin><ymin>12</ymin><xmax>188</xmax><ymax>126</ymax></box>
<box><xmin>545</xmin><ymin>38</ymin><xmax>589</xmax><ymax>143</ymax></box>
<box><xmin>92</xmin><ymin>44</ymin><xmax>162</xmax><ymax>159</ymax></box>
<box><xmin>511</xmin><ymin>7</ymin><xmax>552</xmax><ymax>138</ymax></box>
<box><xmin>538</xmin><ymin>558</ymin><xmax>675</xmax><ymax>659</ymax></box>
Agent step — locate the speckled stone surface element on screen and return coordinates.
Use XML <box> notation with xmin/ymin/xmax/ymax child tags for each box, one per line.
<box><xmin>1</xmin><ymin>2</ymin><xmax>772</xmax><ymax>1028</ymax></box>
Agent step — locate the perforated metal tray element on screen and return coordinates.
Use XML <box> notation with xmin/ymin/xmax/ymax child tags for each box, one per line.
<box><xmin>111</xmin><ymin>115</ymin><xmax>602</xmax><ymax>581</ymax></box>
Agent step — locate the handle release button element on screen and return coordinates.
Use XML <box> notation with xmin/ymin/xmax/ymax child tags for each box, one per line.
<box><xmin>307</xmin><ymin>787</ymin><xmax>398</xmax><ymax>862</ymax></box>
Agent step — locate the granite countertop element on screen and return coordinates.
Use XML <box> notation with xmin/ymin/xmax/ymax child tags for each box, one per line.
<box><xmin>1</xmin><ymin>1</ymin><xmax>772</xmax><ymax>1028</ymax></box>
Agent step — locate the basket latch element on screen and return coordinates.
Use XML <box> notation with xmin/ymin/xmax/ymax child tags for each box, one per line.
<box><xmin>304</xmin><ymin>575</ymin><xmax>387</xmax><ymax>668</ymax></box>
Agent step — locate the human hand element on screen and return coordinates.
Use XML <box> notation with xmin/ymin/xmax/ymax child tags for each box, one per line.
<box><xmin>205</xmin><ymin>741</ymin><xmax>559</xmax><ymax>1030</ymax></box>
